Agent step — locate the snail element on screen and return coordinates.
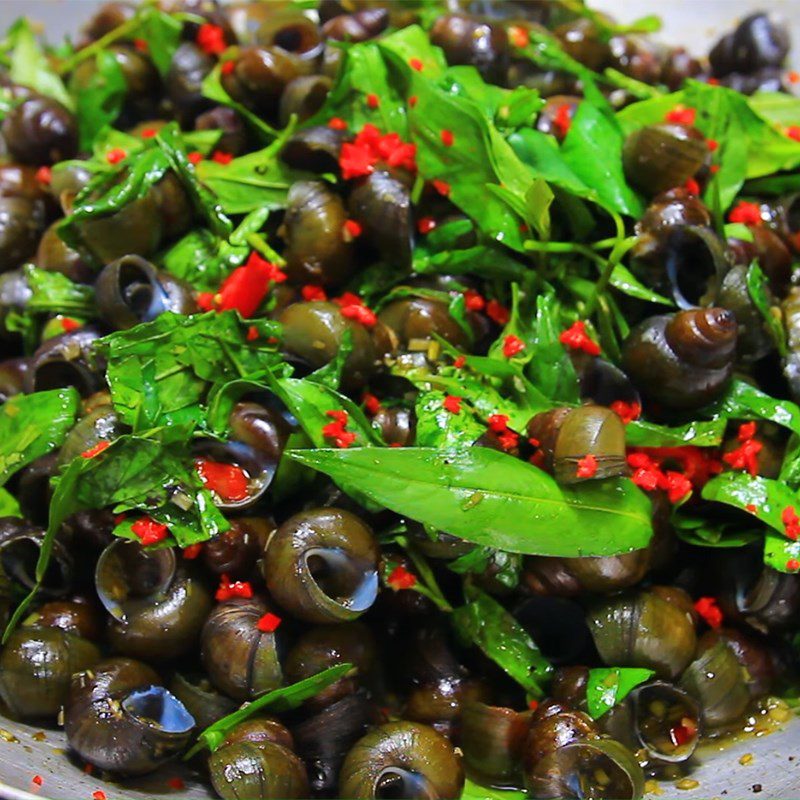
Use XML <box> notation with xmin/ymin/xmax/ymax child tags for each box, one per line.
<box><xmin>621</xmin><ymin>308</ymin><xmax>738</xmax><ymax>410</ymax></box>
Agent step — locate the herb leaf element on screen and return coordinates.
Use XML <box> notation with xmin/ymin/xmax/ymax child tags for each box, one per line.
<box><xmin>586</xmin><ymin>667</ymin><xmax>654</xmax><ymax>719</ymax></box>
<box><xmin>98</xmin><ymin>311</ymin><xmax>281</xmax><ymax>430</ymax></box>
<box><xmin>288</xmin><ymin>446</ymin><xmax>653</xmax><ymax>557</ymax></box>
<box><xmin>453</xmin><ymin>583</ymin><xmax>551</xmax><ymax>696</ymax></box>
<box><xmin>186</xmin><ymin>663</ymin><xmax>354</xmax><ymax>757</ymax></box>
<box><xmin>7</xmin><ymin>19</ymin><xmax>72</xmax><ymax>109</ymax></box>
<box><xmin>0</xmin><ymin>388</ymin><xmax>80</xmax><ymax>487</ymax></box>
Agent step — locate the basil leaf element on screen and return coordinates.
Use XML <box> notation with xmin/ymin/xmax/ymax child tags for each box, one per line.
<box><xmin>415</xmin><ymin>391</ymin><xmax>486</xmax><ymax>449</ymax></box>
<box><xmin>702</xmin><ymin>472</ymin><xmax>797</xmax><ymax>544</ymax></box>
<box><xmin>747</xmin><ymin>261</ymin><xmax>787</xmax><ymax>356</ymax></box>
<box><xmin>132</xmin><ymin>6</ymin><xmax>182</xmax><ymax>78</ymax></box>
<box><xmin>98</xmin><ymin>311</ymin><xmax>281</xmax><ymax>429</ymax></box>
<box><xmin>289</xmin><ymin>446</ymin><xmax>654</xmax><ymax>557</ymax></box>
<box><xmin>7</xmin><ymin>19</ymin><xmax>72</xmax><ymax>110</ymax></box>
<box><xmin>23</xmin><ymin>265</ymin><xmax>97</xmax><ymax>319</ymax></box>
<box><xmin>312</xmin><ymin>39</ymin><xmax>411</xmax><ymax>135</ymax></box>
<box><xmin>156</xmin><ymin>123</ymin><xmax>231</xmax><ymax>238</ymax></box>
<box><xmin>72</xmin><ymin>50</ymin><xmax>126</xmax><ymax>151</ymax></box>
<box><xmin>0</xmin><ymin>488</ymin><xmax>20</xmax><ymax>518</ymax></box>
<box><xmin>673</xmin><ymin>514</ymin><xmax>760</xmax><ymax>549</ymax></box>
<box><xmin>462</xmin><ymin>781</ymin><xmax>525</xmax><ymax>800</ymax></box>
<box><xmin>749</xmin><ymin>92</ymin><xmax>800</xmax><ymax>128</ymax></box>
<box><xmin>453</xmin><ymin>584</ymin><xmax>551</xmax><ymax>696</ymax></box>
<box><xmin>561</xmin><ymin>98</ymin><xmax>644</xmax><ymax>218</ymax></box>
<box><xmin>525</xmin><ymin>292</ymin><xmax>580</xmax><ymax>404</ymax></box>
<box><xmin>377</xmin><ymin>27</ymin><xmax>533</xmax><ymax>252</ymax></box>
<box><xmin>764</xmin><ymin>531</ymin><xmax>800</xmax><ymax>574</ymax></box>
<box><xmin>704</xmin><ymin>379</ymin><xmax>800</xmax><ymax>437</ymax></box>
<box><xmin>608</xmin><ymin>264</ymin><xmax>673</xmax><ymax>305</ymax></box>
<box><xmin>0</xmin><ymin>388</ymin><xmax>80</xmax><ymax>487</ymax></box>
<box><xmin>196</xmin><ymin>127</ymin><xmax>307</xmax><ymax>214</ymax></box>
<box><xmin>186</xmin><ymin>663</ymin><xmax>354</xmax><ymax>757</ymax></box>
<box><xmin>625</xmin><ymin>418</ymin><xmax>726</xmax><ymax>448</ymax></box>
<box><xmin>448</xmin><ymin>547</ymin><xmax>521</xmax><ymax>589</ymax></box>
<box><xmin>586</xmin><ymin>667</ymin><xmax>655</xmax><ymax>719</ymax></box>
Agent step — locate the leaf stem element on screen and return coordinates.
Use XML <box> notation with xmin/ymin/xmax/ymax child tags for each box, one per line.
<box><xmin>57</xmin><ymin>17</ymin><xmax>140</xmax><ymax>75</ymax></box>
<box><xmin>246</xmin><ymin>232</ymin><xmax>287</xmax><ymax>267</ymax></box>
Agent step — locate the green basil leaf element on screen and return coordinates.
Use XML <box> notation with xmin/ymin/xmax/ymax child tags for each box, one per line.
<box><xmin>703</xmin><ymin>379</ymin><xmax>800</xmax><ymax>437</ymax></box>
<box><xmin>702</xmin><ymin>472</ymin><xmax>797</xmax><ymax>544</ymax></box>
<box><xmin>747</xmin><ymin>261</ymin><xmax>787</xmax><ymax>356</ymax></box>
<box><xmin>156</xmin><ymin>122</ymin><xmax>231</xmax><ymax>238</ymax></box>
<box><xmin>461</xmin><ymin>780</ymin><xmax>525</xmax><ymax>800</ymax></box>
<box><xmin>625</xmin><ymin>418</ymin><xmax>726</xmax><ymax>448</ymax></box>
<box><xmin>0</xmin><ymin>487</ymin><xmax>21</xmax><ymax>518</ymax></box>
<box><xmin>132</xmin><ymin>7</ymin><xmax>182</xmax><ymax>78</ymax></box>
<box><xmin>561</xmin><ymin>99</ymin><xmax>644</xmax><ymax>219</ymax></box>
<box><xmin>98</xmin><ymin>311</ymin><xmax>281</xmax><ymax>429</ymax></box>
<box><xmin>415</xmin><ymin>391</ymin><xmax>486</xmax><ymax>449</ymax></box>
<box><xmin>289</xmin><ymin>446</ymin><xmax>654</xmax><ymax>557</ymax></box>
<box><xmin>7</xmin><ymin>19</ymin><xmax>73</xmax><ymax>110</ymax></box>
<box><xmin>195</xmin><ymin>126</ymin><xmax>307</xmax><ymax>214</ymax></box>
<box><xmin>453</xmin><ymin>584</ymin><xmax>551</xmax><ymax>696</ymax></box>
<box><xmin>764</xmin><ymin>531</ymin><xmax>800</xmax><ymax>574</ymax></box>
<box><xmin>448</xmin><ymin>547</ymin><xmax>521</xmax><ymax>589</ymax></box>
<box><xmin>0</xmin><ymin>388</ymin><xmax>80</xmax><ymax>487</ymax></box>
<box><xmin>608</xmin><ymin>263</ymin><xmax>673</xmax><ymax>305</ymax></box>
<box><xmin>311</xmin><ymin>39</ymin><xmax>410</xmax><ymax>135</ymax></box>
<box><xmin>586</xmin><ymin>667</ymin><xmax>655</xmax><ymax>719</ymax></box>
<box><xmin>673</xmin><ymin>514</ymin><xmax>761</xmax><ymax>549</ymax></box>
<box><xmin>749</xmin><ymin>92</ymin><xmax>800</xmax><ymax>128</ymax></box>
<box><xmin>23</xmin><ymin>265</ymin><xmax>97</xmax><ymax>319</ymax></box>
<box><xmin>186</xmin><ymin>663</ymin><xmax>354</xmax><ymax>757</ymax></box>
<box><xmin>72</xmin><ymin>50</ymin><xmax>126</xmax><ymax>151</ymax></box>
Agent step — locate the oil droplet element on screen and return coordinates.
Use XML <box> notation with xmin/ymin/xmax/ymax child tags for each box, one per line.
<box><xmin>32</xmin><ymin>731</ymin><xmax>46</xmax><ymax>742</ymax></box>
<box><xmin>739</xmin><ymin>753</ymin><xmax>754</xmax><ymax>766</ymax></box>
<box><xmin>676</xmin><ymin>778</ymin><xmax>700</xmax><ymax>791</ymax></box>
<box><xmin>0</xmin><ymin>729</ymin><xmax>18</xmax><ymax>743</ymax></box>
<box><xmin>644</xmin><ymin>779</ymin><xmax>662</xmax><ymax>795</ymax></box>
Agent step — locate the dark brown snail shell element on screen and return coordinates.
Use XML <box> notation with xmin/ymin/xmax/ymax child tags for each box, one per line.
<box><xmin>201</xmin><ymin>597</ymin><xmax>284</xmax><ymax>701</ymax></box>
<box><xmin>65</xmin><ymin>657</ymin><xmax>195</xmax><ymax>776</ymax></box>
<box><xmin>291</xmin><ymin>692</ymin><xmax>372</xmax><ymax>795</ymax></box>
<box><xmin>262</xmin><ymin>507</ymin><xmax>380</xmax><ymax>624</ymax></box>
<box><xmin>429</xmin><ymin>13</ymin><xmax>509</xmax><ymax>83</ymax></box>
<box><xmin>461</xmin><ymin>701</ymin><xmax>530</xmax><ymax>785</ymax></box>
<box><xmin>523</xmin><ymin>548</ymin><xmax>651</xmax><ymax>597</ymax></box>
<box><xmin>622</xmin><ymin>124</ymin><xmax>707</xmax><ymax>197</ymax></box>
<box><xmin>322</xmin><ymin>8</ymin><xmax>389</xmax><ymax>42</ymax></box>
<box><xmin>95</xmin><ymin>255</ymin><xmax>197</xmax><ymax>330</ymax></box>
<box><xmin>281</xmin><ymin>180</ymin><xmax>353</xmax><ymax>287</ymax></box>
<box><xmin>0</xmin><ymin>626</ymin><xmax>101</xmax><ymax>719</ymax></box>
<box><xmin>281</xmin><ymin>125</ymin><xmax>348</xmax><ymax>173</ymax></box>
<box><xmin>587</xmin><ymin>587</ymin><xmax>697</xmax><ymax>679</ymax></box>
<box><xmin>526</xmin><ymin>405</ymin><xmax>627</xmax><ymax>484</ymax></box>
<box><xmin>632</xmin><ymin>223</ymin><xmax>731</xmax><ymax>310</ymax></box>
<box><xmin>621</xmin><ymin>308</ymin><xmax>738</xmax><ymax>410</ymax></box>
<box><xmin>680</xmin><ymin>639</ymin><xmax>751</xmax><ymax>728</ymax></box>
<box><xmin>221</xmin><ymin>46</ymin><xmax>300</xmax><ymax>119</ymax></box>
<box><xmin>715</xmin><ymin>263</ymin><xmax>776</xmax><ymax>361</ymax></box>
<box><xmin>348</xmin><ymin>171</ymin><xmax>413</xmax><ymax>270</ymax></box>
<box><xmin>24</xmin><ymin>326</ymin><xmax>104</xmax><ymax>397</ymax></box>
<box><xmin>95</xmin><ymin>540</ymin><xmax>213</xmax><ymax>663</ymax></box>
<box><xmin>279</xmin><ymin>74</ymin><xmax>332</xmax><ymax>126</ymax></box>
<box><xmin>783</xmin><ymin>287</ymin><xmax>800</xmax><ymax>403</ymax></box>
<box><xmin>338</xmin><ymin>721</ymin><xmax>465</xmax><ymax>800</ymax></box>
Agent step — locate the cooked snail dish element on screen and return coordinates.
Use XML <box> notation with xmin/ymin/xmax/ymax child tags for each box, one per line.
<box><xmin>1</xmin><ymin>2</ymin><xmax>800</xmax><ymax>799</ymax></box>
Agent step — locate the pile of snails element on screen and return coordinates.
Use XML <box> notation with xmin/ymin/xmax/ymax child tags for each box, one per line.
<box><xmin>0</xmin><ymin>2</ymin><xmax>798</xmax><ymax>800</ymax></box>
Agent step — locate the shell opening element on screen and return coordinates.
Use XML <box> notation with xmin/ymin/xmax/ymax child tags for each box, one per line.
<box><xmin>122</xmin><ymin>686</ymin><xmax>195</xmax><ymax>733</ymax></box>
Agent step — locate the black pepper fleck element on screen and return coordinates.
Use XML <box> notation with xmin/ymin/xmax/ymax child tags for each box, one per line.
<box><xmin>752</xmin><ymin>785</ymin><xmax>762</xmax><ymax>794</ymax></box>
